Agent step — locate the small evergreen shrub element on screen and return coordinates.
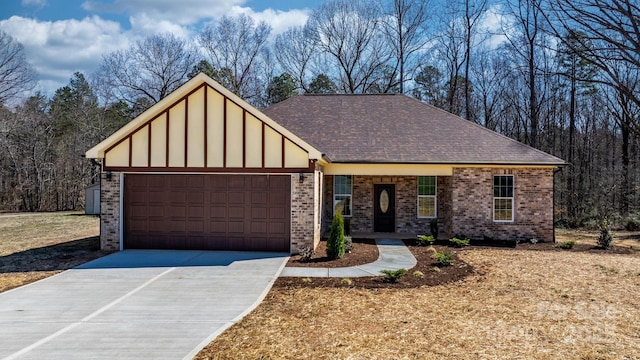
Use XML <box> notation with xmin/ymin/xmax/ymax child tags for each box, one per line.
<box><xmin>449</xmin><ymin>235</ymin><xmax>470</xmax><ymax>248</ymax></box>
<box><xmin>624</xmin><ymin>214</ymin><xmax>640</xmax><ymax>231</ymax></box>
<box><xmin>327</xmin><ymin>212</ymin><xmax>346</xmax><ymax>259</ymax></box>
<box><xmin>430</xmin><ymin>219</ymin><xmax>439</xmax><ymax>237</ymax></box>
<box><xmin>433</xmin><ymin>251</ymin><xmax>453</xmax><ymax>266</ymax></box>
<box><xmin>380</xmin><ymin>268</ymin><xmax>407</xmax><ymax>283</ymax></box>
<box><xmin>301</xmin><ymin>277</ymin><xmax>313</xmax><ymax>284</ymax></box>
<box><xmin>417</xmin><ymin>234</ymin><xmax>436</xmax><ymax>246</ymax></box>
<box><xmin>556</xmin><ymin>240</ymin><xmax>575</xmax><ymax>249</ymax></box>
<box><xmin>413</xmin><ymin>270</ymin><xmax>425</xmax><ymax>278</ymax></box>
<box><xmin>598</xmin><ymin>219</ymin><xmax>614</xmax><ymax>249</ymax></box>
<box><xmin>344</xmin><ymin>235</ymin><xmax>353</xmax><ymax>253</ymax></box>
<box><xmin>297</xmin><ymin>246</ymin><xmax>315</xmax><ymax>262</ymax></box>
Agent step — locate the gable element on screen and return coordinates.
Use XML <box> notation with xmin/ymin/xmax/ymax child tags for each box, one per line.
<box><xmin>87</xmin><ymin>74</ymin><xmax>322</xmax><ymax>172</ymax></box>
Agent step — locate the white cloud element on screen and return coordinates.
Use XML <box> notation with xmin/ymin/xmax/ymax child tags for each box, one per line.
<box><xmin>478</xmin><ymin>4</ymin><xmax>509</xmax><ymax>49</ymax></box>
<box><xmin>0</xmin><ymin>15</ymin><xmax>128</xmax><ymax>94</ymax></box>
<box><xmin>229</xmin><ymin>6</ymin><xmax>310</xmax><ymax>36</ymax></box>
<box><xmin>82</xmin><ymin>0</ymin><xmax>245</xmax><ymax>25</ymax></box>
<box><xmin>21</xmin><ymin>0</ymin><xmax>47</xmax><ymax>6</ymax></box>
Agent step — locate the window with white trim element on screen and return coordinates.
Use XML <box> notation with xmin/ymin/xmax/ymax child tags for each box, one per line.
<box><xmin>417</xmin><ymin>176</ymin><xmax>437</xmax><ymax>218</ymax></box>
<box><xmin>333</xmin><ymin>175</ymin><xmax>352</xmax><ymax>217</ymax></box>
<box><xmin>494</xmin><ymin>175</ymin><xmax>514</xmax><ymax>222</ymax></box>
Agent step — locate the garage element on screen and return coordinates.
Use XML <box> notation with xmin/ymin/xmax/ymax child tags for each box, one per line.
<box><xmin>124</xmin><ymin>174</ymin><xmax>291</xmax><ymax>251</ymax></box>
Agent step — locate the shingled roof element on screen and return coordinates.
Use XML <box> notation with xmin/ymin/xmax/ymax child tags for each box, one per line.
<box><xmin>262</xmin><ymin>94</ymin><xmax>564</xmax><ymax>165</ymax></box>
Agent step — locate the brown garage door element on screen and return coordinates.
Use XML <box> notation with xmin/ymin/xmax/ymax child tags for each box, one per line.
<box><xmin>124</xmin><ymin>174</ymin><xmax>291</xmax><ymax>251</ymax></box>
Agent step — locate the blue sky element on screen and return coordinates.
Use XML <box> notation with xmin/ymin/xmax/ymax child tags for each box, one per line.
<box><xmin>0</xmin><ymin>0</ymin><xmax>324</xmax><ymax>95</ymax></box>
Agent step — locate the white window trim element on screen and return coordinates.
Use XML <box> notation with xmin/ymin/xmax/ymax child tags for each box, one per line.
<box><xmin>493</xmin><ymin>175</ymin><xmax>514</xmax><ymax>223</ymax></box>
<box><xmin>333</xmin><ymin>175</ymin><xmax>352</xmax><ymax>218</ymax></box>
<box><xmin>417</xmin><ymin>176</ymin><xmax>437</xmax><ymax>219</ymax></box>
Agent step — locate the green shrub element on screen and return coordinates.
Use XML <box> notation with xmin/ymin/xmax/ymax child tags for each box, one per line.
<box><xmin>449</xmin><ymin>235</ymin><xmax>470</xmax><ymax>248</ymax></box>
<box><xmin>433</xmin><ymin>251</ymin><xmax>453</xmax><ymax>266</ymax></box>
<box><xmin>413</xmin><ymin>270</ymin><xmax>425</xmax><ymax>278</ymax></box>
<box><xmin>344</xmin><ymin>235</ymin><xmax>353</xmax><ymax>253</ymax></box>
<box><xmin>430</xmin><ymin>218</ymin><xmax>439</xmax><ymax>237</ymax></box>
<box><xmin>556</xmin><ymin>240</ymin><xmax>575</xmax><ymax>249</ymax></box>
<box><xmin>301</xmin><ymin>277</ymin><xmax>313</xmax><ymax>284</ymax></box>
<box><xmin>380</xmin><ymin>268</ymin><xmax>407</xmax><ymax>283</ymax></box>
<box><xmin>416</xmin><ymin>234</ymin><xmax>436</xmax><ymax>246</ymax></box>
<box><xmin>625</xmin><ymin>214</ymin><xmax>640</xmax><ymax>231</ymax></box>
<box><xmin>598</xmin><ymin>219</ymin><xmax>614</xmax><ymax>249</ymax></box>
<box><xmin>341</xmin><ymin>278</ymin><xmax>353</xmax><ymax>285</ymax></box>
<box><xmin>327</xmin><ymin>212</ymin><xmax>346</xmax><ymax>259</ymax></box>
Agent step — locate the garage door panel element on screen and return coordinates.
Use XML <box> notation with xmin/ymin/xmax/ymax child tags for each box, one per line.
<box><xmin>125</xmin><ymin>174</ymin><xmax>290</xmax><ymax>251</ymax></box>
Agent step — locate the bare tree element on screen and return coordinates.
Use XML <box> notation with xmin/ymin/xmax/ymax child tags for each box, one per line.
<box><xmin>462</xmin><ymin>0</ymin><xmax>488</xmax><ymax>121</ymax></box>
<box><xmin>306</xmin><ymin>0</ymin><xmax>394</xmax><ymax>93</ymax></box>
<box><xmin>275</xmin><ymin>26</ymin><xmax>318</xmax><ymax>93</ymax></box>
<box><xmin>198</xmin><ymin>14</ymin><xmax>271</xmax><ymax>101</ymax></box>
<box><xmin>383</xmin><ymin>0</ymin><xmax>432</xmax><ymax>94</ymax></box>
<box><xmin>0</xmin><ymin>30</ymin><xmax>36</xmax><ymax>105</ymax></box>
<box><xmin>95</xmin><ymin>33</ymin><xmax>197</xmax><ymax>106</ymax></box>
<box><xmin>547</xmin><ymin>0</ymin><xmax>640</xmax><ymax>133</ymax></box>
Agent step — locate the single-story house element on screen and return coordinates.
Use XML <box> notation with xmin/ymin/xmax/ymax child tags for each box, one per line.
<box><xmin>86</xmin><ymin>73</ymin><xmax>564</xmax><ymax>253</ymax></box>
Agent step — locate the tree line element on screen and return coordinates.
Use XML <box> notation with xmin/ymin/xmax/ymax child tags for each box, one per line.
<box><xmin>0</xmin><ymin>0</ymin><xmax>638</xmax><ymax>228</ymax></box>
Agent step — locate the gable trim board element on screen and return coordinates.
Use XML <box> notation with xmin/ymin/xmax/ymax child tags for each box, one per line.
<box><xmin>87</xmin><ymin>74</ymin><xmax>563</xmax><ymax>254</ymax></box>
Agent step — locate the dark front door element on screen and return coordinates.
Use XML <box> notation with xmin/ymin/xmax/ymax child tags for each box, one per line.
<box><xmin>374</xmin><ymin>184</ymin><xmax>395</xmax><ymax>232</ymax></box>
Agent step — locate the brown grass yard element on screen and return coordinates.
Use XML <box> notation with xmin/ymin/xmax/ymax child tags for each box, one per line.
<box><xmin>0</xmin><ymin>212</ymin><xmax>103</xmax><ymax>293</ymax></box>
<box><xmin>196</xmin><ymin>233</ymin><xmax>640</xmax><ymax>360</ymax></box>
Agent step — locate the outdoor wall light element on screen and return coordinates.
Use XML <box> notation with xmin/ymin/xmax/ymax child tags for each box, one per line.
<box><xmin>106</xmin><ymin>171</ymin><xmax>112</xmax><ymax>181</ymax></box>
<box><xmin>299</xmin><ymin>173</ymin><xmax>305</xmax><ymax>183</ymax></box>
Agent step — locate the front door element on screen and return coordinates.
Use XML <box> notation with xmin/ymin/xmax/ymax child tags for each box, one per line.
<box><xmin>374</xmin><ymin>184</ymin><xmax>395</xmax><ymax>232</ymax></box>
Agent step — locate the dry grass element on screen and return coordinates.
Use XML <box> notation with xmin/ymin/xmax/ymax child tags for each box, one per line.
<box><xmin>0</xmin><ymin>212</ymin><xmax>103</xmax><ymax>292</ymax></box>
<box><xmin>197</xmin><ymin>234</ymin><xmax>640</xmax><ymax>359</ymax></box>
<box><xmin>556</xmin><ymin>228</ymin><xmax>640</xmax><ymax>250</ymax></box>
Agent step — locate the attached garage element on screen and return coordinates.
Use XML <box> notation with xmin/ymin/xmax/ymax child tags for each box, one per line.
<box><xmin>86</xmin><ymin>74</ymin><xmax>324</xmax><ymax>253</ymax></box>
<box><xmin>124</xmin><ymin>174</ymin><xmax>291</xmax><ymax>251</ymax></box>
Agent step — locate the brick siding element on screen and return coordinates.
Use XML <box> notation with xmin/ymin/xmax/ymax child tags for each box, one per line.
<box><xmin>290</xmin><ymin>170</ymin><xmax>321</xmax><ymax>254</ymax></box>
<box><xmin>100</xmin><ymin>171</ymin><xmax>120</xmax><ymax>251</ymax></box>
<box><xmin>451</xmin><ymin>167</ymin><xmax>554</xmax><ymax>242</ymax></box>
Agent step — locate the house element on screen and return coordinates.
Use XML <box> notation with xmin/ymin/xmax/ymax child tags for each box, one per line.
<box><xmin>85</xmin><ymin>74</ymin><xmax>564</xmax><ymax>253</ymax></box>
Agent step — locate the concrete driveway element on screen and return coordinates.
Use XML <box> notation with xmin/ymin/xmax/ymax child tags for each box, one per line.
<box><xmin>0</xmin><ymin>250</ymin><xmax>288</xmax><ymax>360</ymax></box>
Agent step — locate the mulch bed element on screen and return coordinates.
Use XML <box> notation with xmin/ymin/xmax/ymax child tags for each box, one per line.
<box><xmin>276</xmin><ymin>237</ymin><xmax>638</xmax><ymax>289</ymax></box>
<box><xmin>276</xmin><ymin>238</ymin><xmax>474</xmax><ymax>289</ymax></box>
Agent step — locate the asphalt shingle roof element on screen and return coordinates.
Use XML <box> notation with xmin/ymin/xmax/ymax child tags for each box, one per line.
<box><xmin>262</xmin><ymin>94</ymin><xmax>565</xmax><ymax>165</ymax></box>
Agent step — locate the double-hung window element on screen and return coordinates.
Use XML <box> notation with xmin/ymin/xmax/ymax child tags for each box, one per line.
<box><xmin>417</xmin><ymin>176</ymin><xmax>437</xmax><ymax>218</ymax></box>
<box><xmin>494</xmin><ymin>175</ymin><xmax>514</xmax><ymax>222</ymax></box>
<box><xmin>334</xmin><ymin>175</ymin><xmax>352</xmax><ymax>217</ymax></box>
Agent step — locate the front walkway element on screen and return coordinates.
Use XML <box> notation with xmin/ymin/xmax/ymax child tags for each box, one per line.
<box><xmin>280</xmin><ymin>239</ymin><xmax>417</xmax><ymax>277</ymax></box>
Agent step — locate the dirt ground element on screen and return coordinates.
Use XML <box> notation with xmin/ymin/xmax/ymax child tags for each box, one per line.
<box><xmin>196</xmin><ymin>232</ymin><xmax>640</xmax><ymax>360</ymax></box>
<box><xmin>0</xmin><ymin>212</ymin><xmax>105</xmax><ymax>293</ymax></box>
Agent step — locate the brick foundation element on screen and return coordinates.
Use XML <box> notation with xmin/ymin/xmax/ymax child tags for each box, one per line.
<box><xmin>100</xmin><ymin>171</ymin><xmax>121</xmax><ymax>251</ymax></box>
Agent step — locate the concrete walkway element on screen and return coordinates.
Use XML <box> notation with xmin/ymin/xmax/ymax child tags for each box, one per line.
<box><xmin>0</xmin><ymin>250</ymin><xmax>288</xmax><ymax>360</ymax></box>
<box><xmin>280</xmin><ymin>238</ymin><xmax>417</xmax><ymax>277</ymax></box>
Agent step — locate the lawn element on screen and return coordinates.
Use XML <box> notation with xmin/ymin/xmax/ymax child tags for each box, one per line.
<box><xmin>196</xmin><ymin>231</ymin><xmax>640</xmax><ymax>360</ymax></box>
<box><xmin>0</xmin><ymin>212</ymin><xmax>103</xmax><ymax>293</ymax></box>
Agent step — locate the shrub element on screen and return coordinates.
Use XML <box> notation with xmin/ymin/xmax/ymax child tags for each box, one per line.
<box><xmin>433</xmin><ymin>251</ymin><xmax>453</xmax><ymax>266</ymax></box>
<box><xmin>416</xmin><ymin>234</ymin><xmax>435</xmax><ymax>246</ymax></box>
<box><xmin>449</xmin><ymin>235</ymin><xmax>470</xmax><ymax>248</ymax></box>
<box><xmin>297</xmin><ymin>246</ymin><xmax>315</xmax><ymax>262</ymax></box>
<box><xmin>413</xmin><ymin>270</ymin><xmax>425</xmax><ymax>278</ymax></box>
<box><xmin>380</xmin><ymin>268</ymin><xmax>407</xmax><ymax>283</ymax></box>
<box><xmin>327</xmin><ymin>212</ymin><xmax>346</xmax><ymax>259</ymax></box>
<box><xmin>556</xmin><ymin>240</ymin><xmax>575</xmax><ymax>249</ymax></box>
<box><xmin>344</xmin><ymin>236</ymin><xmax>353</xmax><ymax>253</ymax></box>
<box><xmin>430</xmin><ymin>218</ymin><xmax>439</xmax><ymax>237</ymax></box>
<box><xmin>625</xmin><ymin>214</ymin><xmax>640</xmax><ymax>231</ymax></box>
<box><xmin>598</xmin><ymin>219</ymin><xmax>614</xmax><ymax>249</ymax></box>
<box><xmin>529</xmin><ymin>238</ymin><xmax>539</xmax><ymax>244</ymax></box>
<box><xmin>341</xmin><ymin>278</ymin><xmax>353</xmax><ymax>285</ymax></box>
<box><xmin>301</xmin><ymin>277</ymin><xmax>313</xmax><ymax>284</ymax></box>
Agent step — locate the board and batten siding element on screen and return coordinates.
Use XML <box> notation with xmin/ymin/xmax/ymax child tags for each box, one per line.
<box><xmin>103</xmin><ymin>84</ymin><xmax>310</xmax><ymax>172</ymax></box>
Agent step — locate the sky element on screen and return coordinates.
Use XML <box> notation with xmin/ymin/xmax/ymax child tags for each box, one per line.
<box><xmin>0</xmin><ymin>0</ymin><xmax>324</xmax><ymax>96</ymax></box>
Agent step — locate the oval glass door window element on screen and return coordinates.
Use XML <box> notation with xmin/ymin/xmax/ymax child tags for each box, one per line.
<box><xmin>380</xmin><ymin>189</ymin><xmax>389</xmax><ymax>213</ymax></box>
